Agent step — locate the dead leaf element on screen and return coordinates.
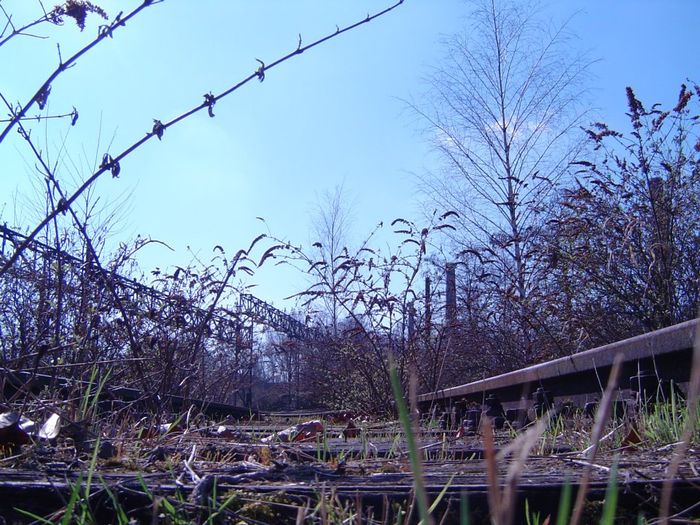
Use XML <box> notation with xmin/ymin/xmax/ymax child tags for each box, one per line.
<box><xmin>342</xmin><ymin>420</ymin><xmax>359</xmax><ymax>440</ymax></box>
<box><xmin>0</xmin><ymin>412</ymin><xmax>30</xmax><ymax>452</ymax></box>
<box><xmin>621</xmin><ymin>421</ymin><xmax>643</xmax><ymax>451</ymax></box>
<box><xmin>262</xmin><ymin>420</ymin><xmax>324</xmax><ymax>443</ymax></box>
<box><xmin>38</xmin><ymin>413</ymin><xmax>61</xmax><ymax>440</ymax></box>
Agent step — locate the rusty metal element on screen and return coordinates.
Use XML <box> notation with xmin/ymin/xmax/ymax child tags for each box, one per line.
<box><xmin>1</xmin><ymin>225</ymin><xmax>312</xmax><ymax>343</ymax></box>
<box><xmin>238</xmin><ymin>293</ymin><xmax>310</xmax><ymax>340</ymax></box>
<box><xmin>483</xmin><ymin>393</ymin><xmax>505</xmax><ymax>428</ymax></box>
<box><xmin>532</xmin><ymin>387</ymin><xmax>554</xmax><ymax>416</ymax></box>
<box><xmin>424</xmin><ymin>275</ymin><xmax>431</xmax><ymax>328</ymax></box>
<box><xmin>407</xmin><ymin>301</ymin><xmax>416</xmax><ymax>339</ymax></box>
<box><xmin>419</xmin><ymin>318</ymin><xmax>697</xmax><ymax>408</ymax></box>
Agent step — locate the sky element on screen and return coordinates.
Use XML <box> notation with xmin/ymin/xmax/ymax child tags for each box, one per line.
<box><xmin>1</xmin><ymin>0</ymin><xmax>698</xmax><ymax>313</ymax></box>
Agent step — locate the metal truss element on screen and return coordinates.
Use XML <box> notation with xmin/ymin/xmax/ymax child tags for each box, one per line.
<box><xmin>1</xmin><ymin>225</ymin><xmax>310</xmax><ymax>344</ymax></box>
<box><xmin>238</xmin><ymin>293</ymin><xmax>310</xmax><ymax>340</ymax></box>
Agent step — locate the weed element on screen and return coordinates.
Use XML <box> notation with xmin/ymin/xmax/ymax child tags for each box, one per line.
<box><xmin>600</xmin><ymin>457</ymin><xmax>619</xmax><ymax>525</ymax></box>
<box><xmin>78</xmin><ymin>367</ymin><xmax>110</xmax><ymax>423</ymax></box>
<box><xmin>389</xmin><ymin>363</ymin><xmax>431</xmax><ymax>525</ymax></box>
<box><xmin>640</xmin><ymin>386</ymin><xmax>700</xmax><ymax>446</ymax></box>
<box><xmin>524</xmin><ymin>499</ymin><xmax>542</xmax><ymax>525</ymax></box>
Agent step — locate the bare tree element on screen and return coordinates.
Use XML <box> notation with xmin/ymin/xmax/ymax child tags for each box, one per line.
<box><xmin>309</xmin><ymin>183</ymin><xmax>355</xmax><ymax>336</ymax></box>
<box><xmin>415</xmin><ymin>0</ymin><xmax>590</xmax><ymax>367</ymax></box>
<box><xmin>279</xmin><ymin>210</ymin><xmax>457</xmax><ymax>414</ymax></box>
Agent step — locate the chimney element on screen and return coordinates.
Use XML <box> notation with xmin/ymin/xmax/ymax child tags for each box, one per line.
<box><xmin>407</xmin><ymin>301</ymin><xmax>416</xmax><ymax>339</ymax></box>
<box><xmin>445</xmin><ymin>263</ymin><xmax>457</xmax><ymax>326</ymax></box>
<box><xmin>425</xmin><ymin>275</ymin><xmax>431</xmax><ymax>329</ymax></box>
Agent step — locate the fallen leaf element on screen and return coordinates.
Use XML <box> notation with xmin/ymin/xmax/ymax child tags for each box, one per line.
<box><xmin>262</xmin><ymin>420</ymin><xmax>324</xmax><ymax>443</ymax></box>
<box><xmin>342</xmin><ymin>420</ymin><xmax>359</xmax><ymax>440</ymax></box>
<box><xmin>38</xmin><ymin>413</ymin><xmax>61</xmax><ymax>440</ymax></box>
<box><xmin>621</xmin><ymin>421</ymin><xmax>643</xmax><ymax>451</ymax></box>
<box><xmin>0</xmin><ymin>412</ymin><xmax>30</xmax><ymax>452</ymax></box>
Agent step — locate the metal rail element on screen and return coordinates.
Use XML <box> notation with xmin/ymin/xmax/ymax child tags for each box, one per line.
<box><xmin>418</xmin><ymin>318</ymin><xmax>698</xmax><ymax>408</ymax></box>
<box><xmin>0</xmin><ymin>367</ymin><xmax>258</xmax><ymax>418</ymax></box>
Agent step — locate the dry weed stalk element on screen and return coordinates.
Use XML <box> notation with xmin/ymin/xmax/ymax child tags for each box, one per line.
<box><xmin>482</xmin><ymin>406</ymin><xmax>550</xmax><ymax>525</ymax></box>
<box><xmin>569</xmin><ymin>353</ymin><xmax>623</xmax><ymax>525</ymax></box>
<box><xmin>659</xmin><ymin>317</ymin><xmax>700</xmax><ymax>523</ymax></box>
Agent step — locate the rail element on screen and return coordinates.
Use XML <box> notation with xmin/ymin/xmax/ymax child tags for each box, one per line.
<box><xmin>418</xmin><ymin>318</ymin><xmax>698</xmax><ymax>409</ymax></box>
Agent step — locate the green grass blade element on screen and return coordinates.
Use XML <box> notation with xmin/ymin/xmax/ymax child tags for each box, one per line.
<box><xmin>60</xmin><ymin>473</ymin><xmax>83</xmax><ymax>525</ymax></box>
<box><xmin>555</xmin><ymin>479</ymin><xmax>572</xmax><ymax>525</ymax></box>
<box><xmin>99</xmin><ymin>474</ymin><xmax>130</xmax><ymax>525</ymax></box>
<box><xmin>79</xmin><ymin>366</ymin><xmax>99</xmax><ymax>420</ymax></box>
<box><xmin>389</xmin><ymin>364</ymin><xmax>431</xmax><ymax>525</ymax></box>
<box><xmin>14</xmin><ymin>508</ymin><xmax>54</xmax><ymax>525</ymax></box>
<box><xmin>525</xmin><ymin>498</ymin><xmax>530</xmax><ymax>525</ymax></box>
<box><xmin>600</xmin><ymin>457</ymin><xmax>619</xmax><ymax>525</ymax></box>
<box><xmin>84</xmin><ymin>435</ymin><xmax>100</xmax><ymax>501</ymax></box>
<box><xmin>460</xmin><ymin>491</ymin><xmax>470</xmax><ymax>525</ymax></box>
<box><xmin>428</xmin><ymin>473</ymin><xmax>456</xmax><ymax>514</ymax></box>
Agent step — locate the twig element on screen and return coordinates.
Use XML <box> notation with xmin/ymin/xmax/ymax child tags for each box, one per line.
<box><xmin>0</xmin><ymin>1</ymin><xmax>160</xmax><ymax>143</ymax></box>
<box><xmin>0</xmin><ymin>0</ymin><xmax>405</xmax><ymax>277</ymax></box>
<box><xmin>579</xmin><ymin>422</ymin><xmax>624</xmax><ymax>456</ymax></box>
<box><xmin>656</xmin><ymin>442</ymin><xmax>684</xmax><ymax>452</ymax></box>
<box><xmin>0</xmin><ymin>3</ymin><xmax>51</xmax><ymax>48</ymax></box>
<box><xmin>561</xmin><ymin>458</ymin><xmax>611</xmax><ymax>473</ymax></box>
<box><xmin>183</xmin><ymin>444</ymin><xmax>201</xmax><ymax>483</ymax></box>
<box><xmin>0</xmin><ymin>109</ymin><xmax>76</xmax><ymax>123</ymax></box>
<box><xmin>648</xmin><ymin>498</ymin><xmax>700</xmax><ymax>525</ymax></box>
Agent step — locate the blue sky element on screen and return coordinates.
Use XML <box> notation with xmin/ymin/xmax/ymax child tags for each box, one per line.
<box><xmin>1</xmin><ymin>0</ymin><xmax>698</xmax><ymax>310</ymax></box>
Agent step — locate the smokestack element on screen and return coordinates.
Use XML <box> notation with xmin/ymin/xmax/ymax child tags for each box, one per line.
<box><xmin>445</xmin><ymin>263</ymin><xmax>457</xmax><ymax>326</ymax></box>
<box><xmin>425</xmin><ymin>276</ymin><xmax>431</xmax><ymax>329</ymax></box>
<box><xmin>407</xmin><ymin>301</ymin><xmax>416</xmax><ymax>339</ymax></box>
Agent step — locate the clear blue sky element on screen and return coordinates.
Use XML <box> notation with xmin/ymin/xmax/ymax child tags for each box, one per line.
<box><xmin>1</xmin><ymin>0</ymin><xmax>698</xmax><ymax>310</ymax></box>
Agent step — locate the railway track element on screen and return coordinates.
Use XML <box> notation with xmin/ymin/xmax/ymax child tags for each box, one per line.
<box><xmin>1</xmin><ymin>320</ymin><xmax>699</xmax><ymax>523</ymax></box>
<box><xmin>418</xmin><ymin>318</ymin><xmax>698</xmax><ymax>414</ymax></box>
<box><xmin>5</xmin><ymin>319</ymin><xmax>696</xmax><ymax>421</ymax></box>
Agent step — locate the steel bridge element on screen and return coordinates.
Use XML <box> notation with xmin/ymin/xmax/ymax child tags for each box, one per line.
<box><xmin>238</xmin><ymin>293</ymin><xmax>311</xmax><ymax>340</ymax></box>
<box><xmin>0</xmin><ymin>224</ymin><xmax>311</xmax><ymax>343</ymax></box>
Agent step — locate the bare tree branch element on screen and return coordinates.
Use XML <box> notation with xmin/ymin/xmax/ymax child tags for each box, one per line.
<box><xmin>0</xmin><ymin>0</ymin><xmax>405</xmax><ymax>277</ymax></box>
<box><xmin>0</xmin><ymin>0</ymin><xmax>161</xmax><ymax>144</ymax></box>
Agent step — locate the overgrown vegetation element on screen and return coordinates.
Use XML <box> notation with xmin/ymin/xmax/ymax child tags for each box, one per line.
<box><xmin>1</xmin><ymin>0</ymin><xmax>699</xmax><ymax>523</ymax></box>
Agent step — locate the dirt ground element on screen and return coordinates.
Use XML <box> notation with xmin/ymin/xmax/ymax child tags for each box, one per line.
<box><xmin>1</xmin><ymin>418</ymin><xmax>699</xmax><ymax>523</ymax></box>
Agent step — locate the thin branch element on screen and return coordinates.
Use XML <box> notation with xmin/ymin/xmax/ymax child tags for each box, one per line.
<box><xmin>0</xmin><ymin>3</ymin><xmax>51</xmax><ymax>47</ymax></box>
<box><xmin>0</xmin><ymin>1</ymin><xmax>161</xmax><ymax>144</ymax></box>
<box><xmin>0</xmin><ymin>0</ymin><xmax>405</xmax><ymax>277</ymax></box>
<box><xmin>0</xmin><ymin>108</ymin><xmax>77</xmax><ymax>123</ymax></box>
